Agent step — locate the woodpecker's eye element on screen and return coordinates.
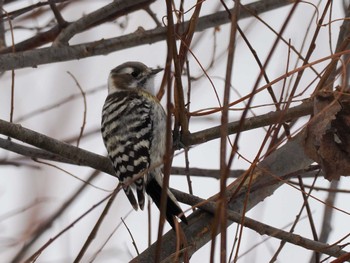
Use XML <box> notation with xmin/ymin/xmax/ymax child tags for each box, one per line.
<box><xmin>131</xmin><ymin>69</ymin><xmax>140</xmax><ymax>78</ymax></box>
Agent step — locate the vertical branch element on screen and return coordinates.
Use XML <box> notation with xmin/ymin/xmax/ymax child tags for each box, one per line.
<box><xmin>174</xmin><ymin>0</ymin><xmax>202</xmax><ymax>143</ymax></box>
<box><xmin>290</xmin><ymin>0</ymin><xmax>332</xmax><ymax>96</ymax></box>
<box><xmin>0</xmin><ymin>0</ymin><xmax>5</xmax><ymax>49</ymax></box>
<box><xmin>331</xmin><ymin>2</ymin><xmax>350</xmax><ymax>90</ymax></box>
<box><xmin>147</xmin><ymin>199</ymin><xmax>152</xmax><ymax>247</ymax></box>
<box><xmin>184</xmin><ymin>61</ymin><xmax>193</xmax><ymax>197</ymax></box>
<box><xmin>297</xmin><ymin>176</ymin><xmax>319</xmax><ymax>262</ymax></box>
<box><xmin>224</xmin><ymin>0</ymin><xmax>302</xmax><ymax>260</ymax></box>
<box><xmin>309</xmin><ymin>180</ymin><xmax>338</xmax><ymax>263</ymax></box>
<box><xmin>210</xmin><ymin>1</ymin><xmax>240</xmax><ymax>263</ymax></box>
<box><xmin>1</xmin><ymin>6</ymin><xmax>16</xmax><ymax>122</ymax></box>
<box><xmin>155</xmin><ymin>1</ymin><xmax>175</xmax><ymax>262</ymax></box>
<box><xmin>225</xmin><ymin>1</ymin><xmax>302</xmax><ymax>183</ymax></box>
<box><xmin>66</xmin><ymin>71</ymin><xmax>87</xmax><ymax>148</ymax></box>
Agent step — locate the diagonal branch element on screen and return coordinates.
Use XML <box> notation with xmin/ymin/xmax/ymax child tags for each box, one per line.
<box><xmin>131</xmin><ymin>133</ymin><xmax>315</xmax><ymax>262</ymax></box>
<box><xmin>0</xmin><ymin>0</ymin><xmax>155</xmax><ymax>52</ymax></box>
<box><xmin>172</xmin><ymin>190</ymin><xmax>348</xmax><ymax>261</ymax></box>
<box><xmin>53</xmin><ymin>0</ymin><xmax>155</xmax><ymax>45</ymax></box>
<box><xmin>0</xmin><ymin>0</ymin><xmax>292</xmax><ymax>70</ymax></box>
<box><xmin>0</xmin><ymin>119</ymin><xmax>114</xmax><ymax>175</ymax></box>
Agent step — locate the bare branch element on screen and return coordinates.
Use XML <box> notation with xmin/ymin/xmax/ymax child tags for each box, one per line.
<box><xmin>0</xmin><ymin>119</ymin><xmax>115</xmax><ymax>176</ymax></box>
<box><xmin>0</xmin><ymin>0</ymin><xmax>292</xmax><ymax>71</ymax></box>
<box><xmin>48</xmin><ymin>0</ymin><xmax>68</xmax><ymax>29</ymax></box>
<box><xmin>73</xmin><ymin>183</ymin><xmax>119</xmax><ymax>262</ymax></box>
<box><xmin>0</xmin><ymin>99</ymin><xmax>312</xmax><ymax>181</ymax></box>
<box><xmin>132</xmin><ymin>133</ymin><xmax>315</xmax><ymax>261</ymax></box>
<box><xmin>53</xmin><ymin>0</ymin><xmax>155</xmax><ymax>46</ymax></box>
<box><xmin>189</xmin><ymin>101</ymin><xmax>313</xmax><ymax>146</ymax></box>
<box><xmin>66</xmin><ymin>71</ymin><xmax>87</xmax><ymax>147</ymax></box>
<box><xmin>23</xmin><ymin>188</ymin><xmax>120</xmax><ymax>263</ymax></box>
<box><xmin>12</xmin><ymin>170</ymin><xmax>101</xmax><ymax>262</ymax></box>
<box><xmin>173</xmin><ymin>190</ymin><xmax>348</xmax><ymax>261</ymax></box>
<box><xmin>0</xmin><ymin>0</ymin><xmax>5</xmax><ymax>49</ymax></box>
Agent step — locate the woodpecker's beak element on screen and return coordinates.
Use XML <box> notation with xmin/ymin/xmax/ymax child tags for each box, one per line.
<box><xmin>150</xmin><ymin>68</ymin><xmax>163</xmax><ymax>75</ymax></box>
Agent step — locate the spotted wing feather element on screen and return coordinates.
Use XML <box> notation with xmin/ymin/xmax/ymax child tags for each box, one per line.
<box><xmin>101</xmin><ymin>91</ymin><xmax>152</xmax><ymax>210</ymax></box>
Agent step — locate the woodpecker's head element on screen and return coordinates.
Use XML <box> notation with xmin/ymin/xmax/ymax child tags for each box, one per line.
<box><xmin>108</xmin><ymin>61</ymin><xmax>163</xmax><ymax>95</ymax></box>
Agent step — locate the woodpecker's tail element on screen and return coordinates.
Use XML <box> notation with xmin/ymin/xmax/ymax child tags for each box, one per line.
<box><xmin>122</xmin><ymin>185</ymin><xmax>139</xmax><ymax>211</ymax></box>
<box><xmin>146</xmin><ymin>173</ymin><xmax>188</xmax><ymax>229</ymax></box>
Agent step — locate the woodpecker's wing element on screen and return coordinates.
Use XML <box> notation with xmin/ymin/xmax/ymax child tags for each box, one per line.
<box><xmin>102</xmin><ymin>89</ymin><xmax>187</xmax><ymax>228</ymax></box>
<box><xmin>101</xmin><ymin>90</ymin><xmax>153</xmax><ymax>210</ymax></box>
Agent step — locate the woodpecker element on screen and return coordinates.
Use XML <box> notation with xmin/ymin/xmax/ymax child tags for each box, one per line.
<box><xmin>101</xmin><ymin>61</ymin><xmax>187</xmax><ymax>228</ymax></box>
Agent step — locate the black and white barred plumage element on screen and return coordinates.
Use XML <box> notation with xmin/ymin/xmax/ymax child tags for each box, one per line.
<box><xmin>101</xmin><ymin>62</ymin><xmax>187</xmax><ymax>227</ymax></box>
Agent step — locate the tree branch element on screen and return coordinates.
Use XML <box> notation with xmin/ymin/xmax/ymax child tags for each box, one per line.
<box><xmin>0</xmin><ymin>119</ymin><xmax>114</xmax><ymax>175</ymax></box>
<box><xmin>0</xmin><ymin>0</ymin><xmax>292</xmax><ymax>71</ymax></box>
<box><xmin>132</xmin><ymin>133</ymin><xmax>315</xmax><ymax>262</ymax></box>
<box><xmin>0</xmin><ymin>101</ymin><xmax>312</xmax><ymax>176</ymax></box>
<box><xmin>53</xmin><ymin>0</ymin><xmax>155</xmax><ymax>46</ymax></box>
<box><xmin>189</xmin><ymin>101</ymin><xmax>313</xmax><ymax>145</ymax></box>
<box><xmin>173</xmin><ymin>190</ymin><xmax>348</xmax><ymax>261</ymax></box>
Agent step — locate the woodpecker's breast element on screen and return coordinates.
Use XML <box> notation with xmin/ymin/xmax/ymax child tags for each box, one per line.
<box><xmin>101</xmin><ymin>90</ymin><xmax>166</xmax><ymax>183</ymax></box>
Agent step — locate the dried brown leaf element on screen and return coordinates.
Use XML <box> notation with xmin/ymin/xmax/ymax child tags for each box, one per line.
<box><xmin>304</xmin><ymin>91</ymin><xmax>350</xmax><ymax>180</ymax></box>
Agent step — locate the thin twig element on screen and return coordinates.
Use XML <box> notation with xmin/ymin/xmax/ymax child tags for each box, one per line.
<box><xmin>297</xmin><ymin>175</ymin><xmax>320</xmax><ymax>262</ymax></box>
<box><xmin>155</xmin><ymin>1</ymin><xmax>176</xmax><ymax>260</ymax></box>
<box><xmin>189</xmin><ymin>101</ymin><xmax>313</xmax><ymax>146</ymax></box>
<box><xmin>213</xmin><ymin>1</ymin><xmax>239</xmax><ymax>261</ymax></box>
<box><xmin>73</xmin><ymin>184</ymin><xmax>120</xmax><ymax>262</ymax></box>
<box><xmin>12</xmin><ymin>170</ymin><xmax>101</xmax><ymax>263</ymax></box>
<box><xmin>34</xmin><ymin>159</ymin><xmax>109</xmax><ymax>192</ymax></box>
<box><xmin>309</xmin><ymin>180</ymin><xmax>339</xmax><ymax>263</ymax></box>
<box><xmin>0</xmin><ymin>198</ymin><xmax>49</xmax><ymax>222</ymax></box>
<box><xmin>144</xmin><ymin>6</ymin><xmax>161</xmax><ymax>27</ymax></box>
<box><xmin>24</xmin><ymin>188</ymin><xmax>119</xmax><ymax>263</ymax></box>
<box><xmin>0</xmin><ymin>0</ymin><xmax>69</xmax><ymax>20</ymax></box>
<box><xmin>66</xmin><ymin>71</ymin><xmax>87</xmax><ymax>147</ymax></box>
<box><xmin>15</xmin><ymin>85</ymin><xmax>104</xmax><ymax>123</ymax></box>
<box><xmin>89</xmin><ymin>210</ymin><xmax>134</xmax><ymax>262</ymax></box>
<box><xmin>121</xmin><ymin>217</ymin><xmax>140</xmax><ymax>256</ymax></box>
<box><xmin>1</xmin><ymin>7</ymin><xmax>16</xmax><ymax>122</ymax></box>
<box><xmin>0</xmin><ymin>0</ymin><xmax>5</xmax><ymax>49</ymax></box>
<box><xmin>272</xmin><ymin>175</ymin><xmax>322</xmax><ymax>261</ymax></box>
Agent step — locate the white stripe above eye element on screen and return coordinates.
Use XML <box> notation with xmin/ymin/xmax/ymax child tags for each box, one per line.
<box><xmin>119</xmin><ymin>67</ymin><xmax>135</xmax><ymax>74</ymax></box>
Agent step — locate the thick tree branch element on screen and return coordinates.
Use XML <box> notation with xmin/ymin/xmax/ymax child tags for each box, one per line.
<box><xmin>0</xmin><ymin>101</ymin><xmax>312</xmax><ymax>175</ymax></box>
<box><xmin>0</xmin><ymin>137</ymin><xmax>76</xmax><ymax>165</ymax></box>
<box><xmin>0</xmin><ymin>0</ymin><xmax>292</xmax><ymax>71</ymax></box>
<box><xmin>0</xmin><ymin>0</ymin><xmax>155</xmax><ymax>53</ymax></box>
<box><xmin>0</xmin><ymin>137</ymin><xmax>321</xmax><ymax>181</ymax></box>
<box><xmin>132</xmin><ymin>133</ymin><xmax>316</xmax><ymax>262</ymax></box>
<box><xmin>0</xmin><ymin>119</ymin><xmax>114</xmax><ymax>175</ymax></box>
<box><xmin>170</xmin><ymin>191</ymin><xmax>348</xmax><ymax>261</ymax></box>
<box><xmin>53</xmin><ymin>0</ymin><xmax>155</xmax><ymax>45</ymax></box>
